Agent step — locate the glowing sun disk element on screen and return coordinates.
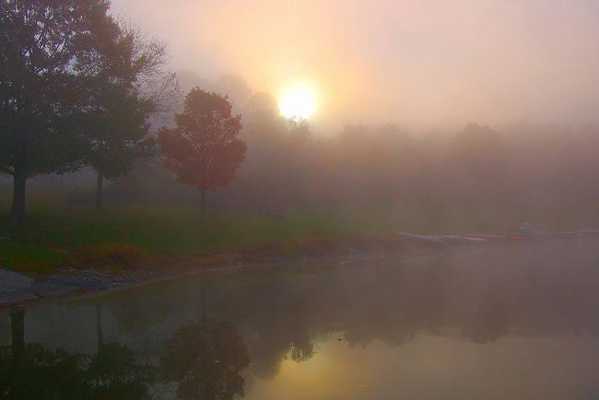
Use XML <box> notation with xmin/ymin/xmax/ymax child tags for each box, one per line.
<box><xmin>279</xmin><ymin>83</ymin><xmax>318</xmax><ymax>121</ymax></box>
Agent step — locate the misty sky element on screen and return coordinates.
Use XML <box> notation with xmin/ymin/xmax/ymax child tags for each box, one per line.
<box><xmin>111</xmin><ymin>0</ymin><xmax>599</xmax><ymax>130</ymax></box>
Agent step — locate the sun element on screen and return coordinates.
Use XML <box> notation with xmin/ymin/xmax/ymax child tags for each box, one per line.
<box><xmin>278</xmin><ymin>83</ymin><xmax>318</xmax><ymax>121</ymax></box>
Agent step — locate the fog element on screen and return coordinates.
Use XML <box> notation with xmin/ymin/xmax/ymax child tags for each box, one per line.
<box><xmin>111</xmin><ymin>0</ymin><xmax>599</xmax><ymax>130</ymax></box>
<box><xmin>5</xmin><ymin>3</ymin><xmax>599</xmax><ymax>397</ymax></box>
<box><xmin>3</xmin><ymin>0</ymin><xmax>599</xmax><ymax>232</ymax></box>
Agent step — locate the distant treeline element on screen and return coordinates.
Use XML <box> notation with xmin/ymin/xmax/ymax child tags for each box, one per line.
<box><xmin>2</xmin><ymin>2</ymin><xmax>598</xmax><ymax>233</ymax></box>
<box><xmin>13</xmin><ymin>82</ymin><xmax>599</xmax><ymax>232</ymax></box>
<box><xmin>93</xmin><ymin>86</ymin><xmax>599</xmax><ymax>232</ymax></box>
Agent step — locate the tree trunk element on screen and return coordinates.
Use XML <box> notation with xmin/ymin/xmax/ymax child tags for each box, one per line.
<box><xmin>96</xmin><ymin>172</ymin><xmax>104</xmax><ymax>210</ymax></box>
<box><xmin>10</xmin><ymin>306</ymin><xmax>25</xmax><ymax>360</ymax></box>
<box><xmin>200</xmin><ymin>188</ymin><xmax>206</xmax><ymax>217</ymax></box>
<box><xmin>200</xmin><ymin>285</ymin><xmax>207</xmax><ymax>324</ymax></box>
<box><xmin>10</xmin><ymin>171</ymin><xmax>27</xmax><ymax>227</ymax></box>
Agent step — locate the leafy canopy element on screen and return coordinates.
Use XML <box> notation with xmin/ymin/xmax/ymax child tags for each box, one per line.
<box><xmin>159</xmin><ymin>88</ymin><xmax>246</xmax><ymax>191</ymax></box>
<box><xmin>0</xmin><ymin>0</ymin><xmax>125</xmax><ymax>177</ymax></box>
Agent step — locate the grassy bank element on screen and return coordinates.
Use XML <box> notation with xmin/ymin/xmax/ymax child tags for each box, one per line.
<box><xmin>2</xmin><ymin>187</ymin><xmax>589</xmax><ymax>274</ymax></box>
<box><xmin>0</xmin><ymin>206</ymin><xmax>399</xmax><ymax>274</ymax></box>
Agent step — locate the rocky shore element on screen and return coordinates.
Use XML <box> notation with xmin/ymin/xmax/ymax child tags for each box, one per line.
<box><xmin>0</xmin><ymin>268</ymin><xmax>174</xmax><ymax>308</ymax></box>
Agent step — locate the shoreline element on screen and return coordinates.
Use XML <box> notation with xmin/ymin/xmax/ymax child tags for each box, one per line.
<box><xmin>0</xmin><ymin>251</ymin><xmax>396</xmax><ymax>310</ymax></box>
<box><xmin>3</xmin><ymin>230</ymin><xmax>598</xmax><ymax>310</ymax></box>
<box><xmin>0</xmin><ymin>234</ymin><xmax>443</xmax><ymax>309</ymax></box>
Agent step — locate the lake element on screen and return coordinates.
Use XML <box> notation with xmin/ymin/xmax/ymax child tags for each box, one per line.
<box><xmin>2</xmin><ymin>239</ymin><xmax>599</xmax><ymax>399</ymax></box>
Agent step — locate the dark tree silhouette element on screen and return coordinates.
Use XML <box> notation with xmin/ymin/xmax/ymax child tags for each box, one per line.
<box><xmin>0</xmin><ymin>0</ymin><xmax>123</xmax><ymax>226</ymax></box>
<box><xmin>159</xmin><ymin>88</ymin><xmax>246</xmax><ymax>214</ymax></box>
<box><xmin>82</xmin><ymin>27</ymin><xmax>168</xmax><ymax>210</ymax></box>
<box><xmin>84</xmin><ymin>84</ymin><xmax>156</xmax><ymax>210</ymax></box>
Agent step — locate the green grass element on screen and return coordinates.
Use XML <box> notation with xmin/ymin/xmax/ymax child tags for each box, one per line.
<box><xmin>2</xmin><ymin>184</ymin><xmax>595</xmax><ymax>274</ymax></box>
<box><xmin>0</xmin><ymin>241</ymin><xmax>66</xmax><ymax>274</ymax></box>
<box><xmin>0</xmin><ymin>205</ymin><xmax>395</xmax><ymax>274</ymax></box>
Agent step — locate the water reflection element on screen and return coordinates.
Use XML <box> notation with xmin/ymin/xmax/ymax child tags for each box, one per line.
<box><xmin>2</xmin><ymin>240</ymin><xmax>599</xmax><ymax>399</ymax></box>
<box><xmin>161</xmin><ymin>320</ymin><xmax>249</xmax><ymax>400</ymax></box>
<box><xmin>0</xmin><ymin>307</ymin><xmax>155</xmax><ymax>400</ymax></box>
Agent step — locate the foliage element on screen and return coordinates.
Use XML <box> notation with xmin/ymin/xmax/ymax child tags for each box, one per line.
<box><xmin>159</xmin><ymin>89</ymin><xmax>246</xmax><ymax>193</ymax></box>
<box><xmin>0</xmin><ymin>0</ymin><xmax>130</xmax><ymax>223</ymax></box>
<box><xmin>81</xmin><ymin>25</ymin><xmax>168</xmax><ymax>183</ymax></box>
<box><xmin>84</xmin><ymin>85</ymin><xmax>156</xmax><ymax>181</ymax></box>
<box><xmin>0</xmin><ymin>0</ymin><xmax>122</xmax><ymax>178</ymax></box>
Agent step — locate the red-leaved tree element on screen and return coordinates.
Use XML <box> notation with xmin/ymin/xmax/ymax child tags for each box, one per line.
<box><xmin>159</xmin><ymin>88</ymin><xmax>246</xmax><ymax>213</ymax></box>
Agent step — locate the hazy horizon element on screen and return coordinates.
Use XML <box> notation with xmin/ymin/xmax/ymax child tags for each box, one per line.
<box><xmin>111</xmin><ymin>0</ymin><xmax>599</xmax><ymax>131</ymax></box>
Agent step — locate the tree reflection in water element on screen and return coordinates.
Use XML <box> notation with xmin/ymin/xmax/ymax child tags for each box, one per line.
<box><xmin>0</xmin><ymin>307</ymin><xmax>155</xmax><ymax>400</ymax></box>
<box><xmin>3</xmin><ymin>241</ymin><xmax>599</xmax><ymax>399</ymax></box>
<box><xmin>0</xmin><ymin>342</ymin><xmax>91</xmax><ymax>399</ymax></box>
<box><xmin>161</xmin><ymin>319</ymin><xmax>250</xmax><ymax>400</ymax></box>
<box><xmin>0</xmin><ymin>305</ymin><xmax>252</xmax><ymax>400</ymax></box>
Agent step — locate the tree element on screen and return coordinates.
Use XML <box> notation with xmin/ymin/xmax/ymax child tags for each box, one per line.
<box><xmin>159</xmin><ymin>89</ymin><xmax>246</xmax><ymax>214</ymax></box>
<box><xmin>0</xmin><ymin>0</ymin><xmax>123</xmax><ymax>226</ymax></box>
<box><xmin>85</xmin><ymin>84</ymin><xmax>156</xmax><ymax>209</ymax></box>
<box><xmin>82</xmin><ymin>27</ymin><xmax>170</xmax><ymax>209</ymax></box>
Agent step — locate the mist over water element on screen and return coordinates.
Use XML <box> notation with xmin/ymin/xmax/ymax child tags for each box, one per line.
<box><xmin>3</xmin><ymin>241</ymin><xmax>599</xmax><ymax>399</ymax></box>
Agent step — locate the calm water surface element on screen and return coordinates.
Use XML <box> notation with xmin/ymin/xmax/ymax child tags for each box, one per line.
<box><xmin>2</xmin><ymin>240</ymin><xmax>599</xmax><ymax>399</ymax></box>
